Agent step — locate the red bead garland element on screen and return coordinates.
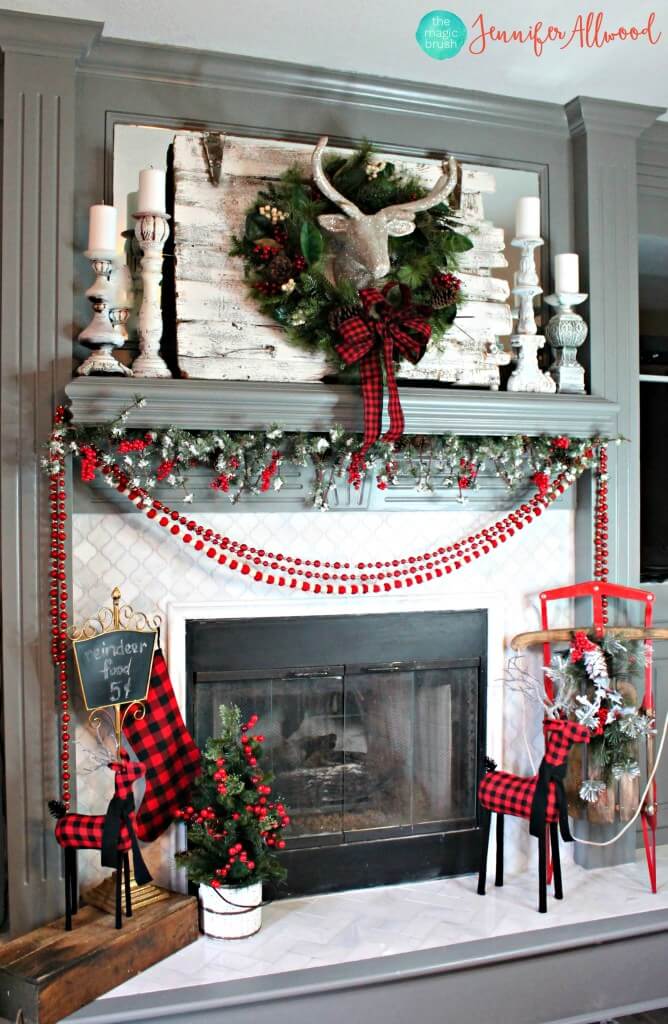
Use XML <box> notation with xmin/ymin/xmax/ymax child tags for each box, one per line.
<box><xmin>48</xmin><ymin>406</ymin><xmax>71</xmax><ymax>809</ymax></box>
<box><xmin>594</xmin><ymin>443</ymin><xmax>609</xmax><ymax>626</ymax></box>
<box><xmin>91</xmin><ymin>449</ymin><xmax>590</xmax><ymax>596</ymax></box>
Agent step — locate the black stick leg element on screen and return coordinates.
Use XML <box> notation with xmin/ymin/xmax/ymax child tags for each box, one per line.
<box><xmin>550</xmin><ymin>823</ymin><xmax>563</xmax><ymax>900</ymax></box>
<box><xmin>115</xmin><ymin>856</ymin><xmax>122</xmax><ymax>929</ymax></box>
<box><xmin>70</xmin><ymin>848</ymin><xmax>78</xmax><ymax>916</ymax></box>
<box><xmin>538</xmin><ymin>831</ymin><xmax>547</xmax><ymax>913</ymax></box>
<box><xmin>495</xmin><ymin>814</ymin><xmax>504</xmax><ymax>887</ymax></box>
<box><xmin>477</xmin><ymin>808</ymin><xmax>492</xmax><ymax>895</ymax></box>
<box><xmin>64</xmin><ymin>849</ymin><xmax>72</xmax><ymax>931</ymax></box>
<box><xmin>124</xmin><ymin>853</ymin><xmax>132</xmax><ymax>918</ymax></box>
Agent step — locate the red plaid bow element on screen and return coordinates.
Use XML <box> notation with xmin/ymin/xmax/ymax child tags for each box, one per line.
<box><xmin>335</xmin><ymin>284</ymin><xmax>431</xmax><ymax>451</ymax></box>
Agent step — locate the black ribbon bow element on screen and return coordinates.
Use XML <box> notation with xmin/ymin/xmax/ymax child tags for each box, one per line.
<box><xmin>101</xmin><ymin>792</ymin><xmax>153</xmax><ymax>885</ymax></box>
<box><xmin>529</xmin><ymin>761</ymin><xmax>573</xmax><ymax>842</ymax></box>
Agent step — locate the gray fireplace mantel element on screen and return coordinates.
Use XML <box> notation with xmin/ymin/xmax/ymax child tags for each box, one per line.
<box><xmin>65</xmin><ymin>378</ymin><xmax>620</xmax><ymax>436</ymax></box>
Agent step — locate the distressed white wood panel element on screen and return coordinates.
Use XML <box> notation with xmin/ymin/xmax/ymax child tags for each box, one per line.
<box><xmin>173</xmin><ymin>132</ymin><xmax>511</xmax><ymax>385</ymax></box>
<box><xmin>451</xmin><ymin>300</ymin><xmax>513</xmax><ymax>334</ymax></box>
<box><xmin>458</xmin><ymin>272</ymin><xmax>509</xmax><ymax>302</ymax></box>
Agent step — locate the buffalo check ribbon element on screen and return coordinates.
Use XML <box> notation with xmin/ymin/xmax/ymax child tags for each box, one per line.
<box><xmin>335</xmin><ymin>284</ymin><xmax>431</xmax><ymax>451</ymax></box>
<box><xmin>101</xmin><ymin>790</ymin><xmax>153</xmax><ymax>884</ymax></box>
<box><xmin>528</xmin><ymin>761</ymin><xmax>572</xmax><ymax>842</ymax></box>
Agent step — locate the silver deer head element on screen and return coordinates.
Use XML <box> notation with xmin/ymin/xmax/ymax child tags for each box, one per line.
<box><xmin>312</xmin><ymin>136</ymin><xmax>459</xmax><ymax>288</ymax></box>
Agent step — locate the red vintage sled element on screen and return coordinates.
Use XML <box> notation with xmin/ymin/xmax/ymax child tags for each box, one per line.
<box><xmin>512</xmin><ymin>580</ymin><xmax>665</xmax><ymax>894</ymax></box>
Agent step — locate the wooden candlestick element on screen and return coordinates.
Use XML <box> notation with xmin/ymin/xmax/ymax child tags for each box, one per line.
<box><xmin>132</xmin><ymin>212</ymin><xmax>172</xmax><ymax>378</ymax></box>
<box><xmin>507</xmin><ymin>237</ymin><xmax>556</xmax><ymax>395</ymax></box>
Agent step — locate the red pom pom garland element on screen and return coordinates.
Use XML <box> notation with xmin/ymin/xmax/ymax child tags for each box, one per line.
<box><xmin>82</xmin><ymin>442</ymin><xmax>600</xmax><ymax>596</ymax></box>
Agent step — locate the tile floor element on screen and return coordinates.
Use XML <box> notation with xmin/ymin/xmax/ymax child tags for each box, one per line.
<box><xmin>100</xmin><ymin>846</ymin><xmax>668</xmax><ymax>998</ymax></box>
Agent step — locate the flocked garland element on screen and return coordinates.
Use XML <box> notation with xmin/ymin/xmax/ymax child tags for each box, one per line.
<box><xmin>45</xmin><ymin>396</ymin><xmax>614</xmax><ymax>511</ymax></box>
<box><xmin>230</xmin><ymin>140</ymin><xmax>471</xmax><ymax>363</ymax></box>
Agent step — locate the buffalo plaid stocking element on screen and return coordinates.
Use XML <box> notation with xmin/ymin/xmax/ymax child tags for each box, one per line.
<box><xmin>123</xmin><ymin>650</ymin><xmax>200</xmax><ymax>842</ymax></box>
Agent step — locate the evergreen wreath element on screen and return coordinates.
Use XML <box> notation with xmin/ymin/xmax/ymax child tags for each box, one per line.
<box><xmin>231</xmin><ymin>140</ymin><xmax>473</xmax><ymax>363</ymax></box>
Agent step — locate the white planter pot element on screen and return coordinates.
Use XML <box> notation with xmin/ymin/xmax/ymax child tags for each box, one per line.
<box><xmin>198</xmin><ymin>881</ymin><xmax>262</xmax><ymax>939</ymax></box>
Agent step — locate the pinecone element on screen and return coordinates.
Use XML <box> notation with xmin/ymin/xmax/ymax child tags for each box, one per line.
<box><xmin>266</xmin><ymin>253</ymin><xmax>294</xmax><ymax>284</ymax></box>
<box><xmin>328</xmin><ymin>304</ymin><xmax>362</xmax><ymax>331</ymax></box>
<box><xmin>430</xmin><ymin>272</ymin><xmax>461</xmax><ymax>309</ymax></box>
<box><xmin>430</xmin><ymin>286</ymin><xmax>454</xmax><ymax>309</ymax></box>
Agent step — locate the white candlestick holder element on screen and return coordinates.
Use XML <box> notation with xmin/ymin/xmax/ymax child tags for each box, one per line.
<box><xmin>77</xmin><ymin>252</ymin><xmax>133</xmax><ymax>376</ymax></box>
<box><xmin>132</xmin><ymin>212</ymin><xmax>172</xmax><ymax>378</ymax></box>
<box><xmin>545</xmin><ymin>291</ymin><xmax>588</xmax><ymax>393</ymax></box>
<box><xmin>507</xmin><ymin>237</ymin><xmax>556</xmax><ymax>394</ymax></box>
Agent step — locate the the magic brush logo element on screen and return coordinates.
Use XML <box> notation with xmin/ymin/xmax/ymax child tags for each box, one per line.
<box><xmin>416</xmin><ymin>10</ymin><xmax>662</xmax><ymax>60</ymax></box>
<box><xmin>416</xmin><ymin>10</ymin><xmax>468</xmax><ymax>59</ymax></box>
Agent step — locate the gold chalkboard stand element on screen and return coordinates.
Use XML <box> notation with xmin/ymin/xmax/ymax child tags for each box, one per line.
<box><xmin>70</xmin><ymin>587</ymin><xmax>170</xmax><ymax>914</ymax></box>
<box><xmin>70</xmin><ymin>586</ymin><xmax>159</xmax><ymax>756</ymax></box>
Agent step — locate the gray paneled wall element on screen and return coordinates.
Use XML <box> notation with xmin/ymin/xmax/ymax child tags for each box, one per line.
<box><xmin>568</xmin><ymin>99</ymin><xmax>663</xmax><ymax>594</ymax></box>
<box><xmin>0</xmin><ymin>10</ymin><xmax>101</xmax><ymax>936</ymax></box>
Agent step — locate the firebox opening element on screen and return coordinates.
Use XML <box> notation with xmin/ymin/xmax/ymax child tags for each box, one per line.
<box><xmin>187</xmin><ymin>610</ymin><xmax>487</xmax><ymax>897</ymax></box>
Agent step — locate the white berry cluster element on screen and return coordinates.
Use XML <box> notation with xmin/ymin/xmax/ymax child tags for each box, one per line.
<box><xmin>281</xmin><ymin>278</ymin><xmax>296</xmax><ymax>294</ymax></box>
<box><xmin>365</xmin><ymin>160</ymin><xmax>387</xmax><ymax>180</ymax></box>
<box><xmin>259</xmin><ymin>204</ymin><xmax>288</xmax><ymax>224</ymax></box>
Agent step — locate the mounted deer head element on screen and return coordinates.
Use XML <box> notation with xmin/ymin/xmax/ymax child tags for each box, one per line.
<box><xmin>312</xmin><ymin>136</ymin><xmax>459</xmax><ymax>288</ymax></box>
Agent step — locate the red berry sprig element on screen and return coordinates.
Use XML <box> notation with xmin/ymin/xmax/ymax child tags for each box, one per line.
<box><xmin>79</xmin><ymin>445</ymin><xmax>98</xmax><ymax>482</ymax></box>
<box><xmin>156</xmin><ymin>459</ymin><xmax>176</xmax><ymax>482</ymax></box>
<box><xmin>117</xmin><ymin>437</ymin><xmax>151</xmax><ymax>453</ymax></box>
<box><xmin>260</xmin><ymin>451</ymin><xmax>280</xmax><ymax>492</ymax></box>
<box><xmin>252</xmin><ymin>243</ymin><xmax>276</xmax><ymax>263</ymax></box>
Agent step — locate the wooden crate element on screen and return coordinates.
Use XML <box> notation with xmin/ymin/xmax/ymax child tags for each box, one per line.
<box><xmin>0</xmin><ymin>892</ymin><xmax>198</xmax><ymax>1024</ymax></box>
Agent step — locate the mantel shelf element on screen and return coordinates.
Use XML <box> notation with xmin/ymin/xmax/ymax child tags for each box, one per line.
<box><xmin>65</xmin><ymin>378</ymin><xmax>620</xmax><ymax>436</ymax></box>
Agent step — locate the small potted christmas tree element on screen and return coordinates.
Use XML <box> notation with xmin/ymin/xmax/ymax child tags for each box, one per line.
<box><xmin>175</xmin><ymin>704</ymin><xmax>290</xmax><ymax>938</ymax></box>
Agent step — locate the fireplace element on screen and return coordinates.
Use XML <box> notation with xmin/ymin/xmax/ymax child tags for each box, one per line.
<box><xmin>186</xmin><ymin>609</ymin><xmax>487</xmax><ymax>896</ymax></box>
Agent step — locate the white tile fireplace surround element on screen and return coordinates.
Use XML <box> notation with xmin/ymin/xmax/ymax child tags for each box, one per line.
<box><xmin>72</xmin><ymin>505</ymin><xmax>576</xmax><ymax>889</ymax></box>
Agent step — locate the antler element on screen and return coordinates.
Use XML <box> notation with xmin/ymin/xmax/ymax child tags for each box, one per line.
<box><xmin>383</xmin><ymin>155</ymin><xmax>459</xmax><ymax>218</ymax></box>
<box><xmin>311</xmin><ymin>136</ymin><xmax>361</xmax><ymax>219</ymax></box>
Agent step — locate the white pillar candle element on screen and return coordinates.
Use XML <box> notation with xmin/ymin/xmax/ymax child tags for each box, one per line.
<box><xmin>515</xmin><ymin>196</ymin><xmax>541</xmax><ymax>240</ymax></box>
<box><xmin>87</xmin><ymin>204</ymin><xmax>117</xmax><ymax>252</ymax></box>
<box><xmin>138</xmin><ymin>168</ymin><xmax>166</xmax><ymax>214</ymax></box>
<box><xmin>554</xmin><ymin>253</ymin><xmax>579</xmax><ymax>294</ymax></box>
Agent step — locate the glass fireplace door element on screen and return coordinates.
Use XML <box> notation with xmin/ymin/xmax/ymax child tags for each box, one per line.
<box><xmin>192</xmin><ymin>658</ymin><xmax>480</xmax><ymax>845</ymax></box>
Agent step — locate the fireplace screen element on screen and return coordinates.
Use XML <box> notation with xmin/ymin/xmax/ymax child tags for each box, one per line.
<box><xmin>188</xmin><ymin>611</ymin><xmax>486</xmax><ymax>894</ymax></box>
<box><xmin>194</xmin><ymin>660</ymin><xmax>479</xmax><ymax>841</ymax></box>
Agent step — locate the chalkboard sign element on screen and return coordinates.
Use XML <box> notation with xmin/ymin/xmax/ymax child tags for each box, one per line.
<box><xmin>72</xmin><ymin>628</ymin><xmax>157</xmax><ymax>711</ymax></box>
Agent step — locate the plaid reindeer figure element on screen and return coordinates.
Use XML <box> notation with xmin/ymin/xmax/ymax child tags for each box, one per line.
<box><xmin>477</xmin><ymin>718</ymin><xmax>591</xmax><ymax>913</ymax></box>
<box><xmin>50</xmin><ymin>751</ymin><xmax>152</xmax><ymax>930</ymax></box>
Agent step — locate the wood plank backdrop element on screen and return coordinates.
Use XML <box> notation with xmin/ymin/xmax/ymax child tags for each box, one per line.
<box><xmin>173</xmin><ymin>133</ymin><xmax>512</xmax><ymax>385</ymax></box>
